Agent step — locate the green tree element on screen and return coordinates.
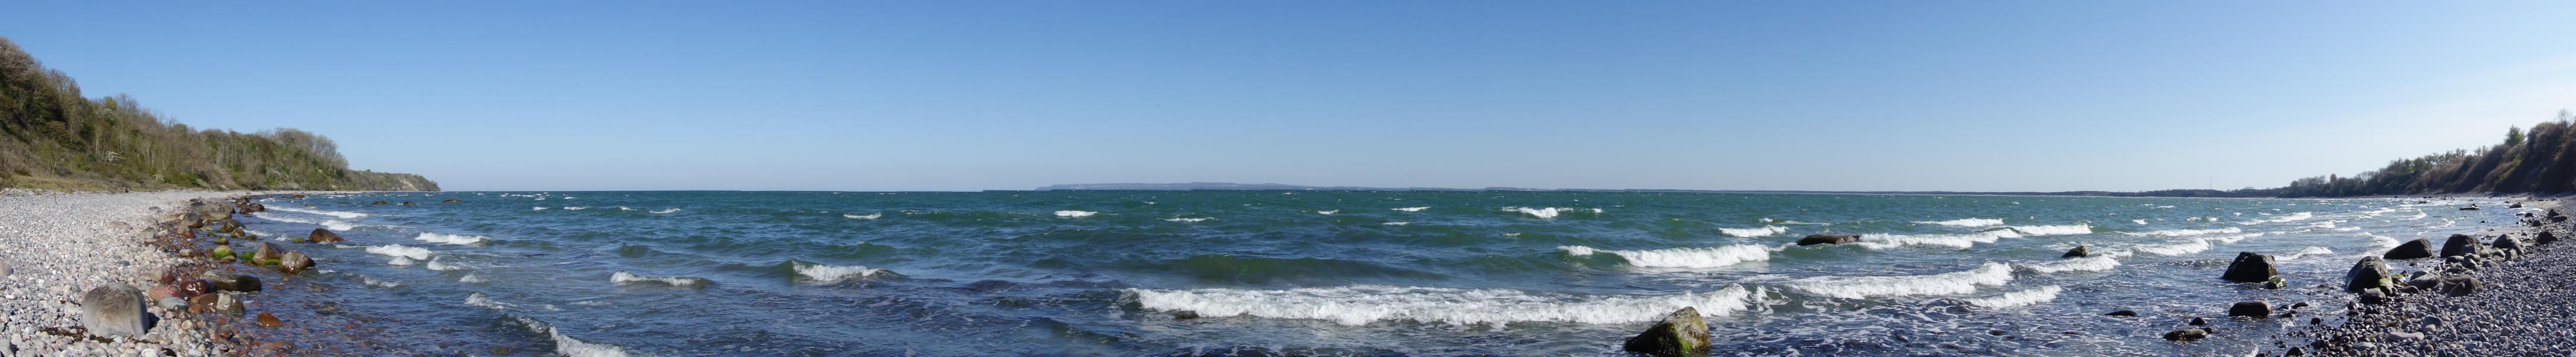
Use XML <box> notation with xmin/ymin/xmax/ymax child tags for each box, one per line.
<box><xmin>2507</xmin><ymin>126</ymin><xmax>2525</xmax><ymax>146</ymax></box>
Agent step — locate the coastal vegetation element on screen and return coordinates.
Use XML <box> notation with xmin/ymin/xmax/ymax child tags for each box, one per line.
<box><xmin>0</xmin><ymin>37</ymin><xmax>434</xmax><ymax>192</ymax></box>
<box><xmin>2271</xmin><ymin>111</ymin><xmax>2576</xmax><ymax>197</ymax></box>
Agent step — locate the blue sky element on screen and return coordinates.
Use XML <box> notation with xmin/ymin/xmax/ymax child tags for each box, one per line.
<box><xmin>6</xmin><ymin>1</ymin><xmax>2576</xmax><ymax>192</ymax></box>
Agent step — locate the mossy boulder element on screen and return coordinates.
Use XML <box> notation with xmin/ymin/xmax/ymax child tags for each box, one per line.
<box><xmin>2343</xmin><ymin>256</ymin><xmax>2394</xmax><ymax>294</ymax></box>
<box><xmin>1621</xmin><ymin>307</ymin><xmax>1711</xmax><ymax>357</ymax></box>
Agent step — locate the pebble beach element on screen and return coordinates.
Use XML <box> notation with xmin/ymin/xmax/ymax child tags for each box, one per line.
<box><xmin>0</xmin><ymin>189</ymin><xmax>299</xmax><ymax>356</ymax></box>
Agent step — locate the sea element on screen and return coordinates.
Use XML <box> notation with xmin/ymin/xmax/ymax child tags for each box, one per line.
<box><xmin>228</xmin><ymin>190</ymin><xmax>2525</xmax><ymax>356</ymax></box>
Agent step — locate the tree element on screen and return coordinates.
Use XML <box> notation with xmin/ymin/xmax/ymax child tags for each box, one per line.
<box><xmin>2507</xmin><ymin>126</ymin><xmax>2525</xmax><ymax>146</ymax></box>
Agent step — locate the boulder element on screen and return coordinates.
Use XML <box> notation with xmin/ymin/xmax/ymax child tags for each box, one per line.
<box><xmin>1795</xmin><ymin>233</ymin><xmax>1861</xmax><ymax>246</ymax></box>
<box><xmin>440</xmin><ymin>199</ymin><xmax>463</xmax><ymax>203</ymax></box>
<box><xmin>2511</xmin><ymin>202</ymin><xmax>2525</xmax><ymax>208</ymax></box>
<box><xmin>200</xmin><ymin>271</ymin><xmax>262</xmax><ymax>292</ymax></box>
<box><xmin>257</xmin><ymin>312</ymin><xmax>284</xmax><ymax>327</ymax></box>
<box><xmin>369</xmin><ymin>201</ymin><xmax>390</xmax><ymax>205</ymax></box>
<box><xmin>2383</xmin><ymin>239</ymin><xmax>2437</xmax><ymax>259</ymax></box>
<box><xmin>2343</xmin><ymin>256</ymin><xmax>2395</xmax><ymax>294</ymax></box>
<box><xmin>178</xmin><ymin>279</ymin><xmax>211</xmax><ymax>296</ymax></box>
<box><xmin>80</xmin><ymin>283</ymin><xmax>149</xmax><ymax>337</ymax></box>
<box><xmin>279</xmin><ymin>252</ymin><xmax>313</xmax><ymax>274</ymax></box>
<box><xmin>308</xmin><ymin>228</ymin><xmax>343</xmax><ymax>243</ymax></box>
<box><xmin>1620</xmin><ymin>307</ymin><xmax>1711</xmax><ymax>357</ymax></box>
<box><xmin>2459</xmin><ymin>205</ymin><xmax>2480</xmax><ymax>211</ymax></box>
<box><xmin>2062</xmin><ymin>246</ymin><xmax>2089</xmax><ymax>258</ymax></box>
<box><xmin>184</xmin><ymin>212</ymin><xmax>205</xmax><ymax>228</ymax></box>
<box><xmin>2495</xmin><ymin>234</ymin><xmax>2525</xmax><ymax>253</ymax></box>
<box><xmin>211</xmin><ymin>245</ymin><xmax>234</xmax><ymax>259</ymax></box>
<box><xmin>290</xmin><ymin>193</ymin><xmax>306</xmax><ymax>199</ymax></box>
<box><xmin>2227</xmin><ymin>300</ymin><xmax>2271</xmax><ymax>318</ymax></box>
<box><xmin>400</xmin><ymin>201</ymin><xmax>417</xmax><ymax>206</ymax></box>
<box><xmin>156</xmin><ymin>297</ymin><xmax>184</xmax><ymax>311</ymax></box>
<box><xmin>2441</xmin><ymin>234</ymin><xmax>2483</xmax><ymax>258</ymax></box>
<box><xmin>2219</xmin><ymin>252</ymin><xmax>2277</xmax><ymax>283</ymax></box>
<box><xmin>2442</xmin><ymin>275</ymin><xmax>2481</xmax><ymax>296</ymax></box>
<box><xmin>2104</xmin><ymin>310</ymin><xmax>2138</xmax><ymax>317</ymax></box>
<box><xmin>253</xmin><ymin>242</ymin><xmax>284</xmax><ymax>262</ymax></box>
<box><xmin>2543</xmin><ymin>231</ymin><xmax>2559</xmax><ymax>245</ymax></box>
<box><xmin>2188</xmin><ymin>317</ymin><xmax>2207</xmax><ymax>325</ymax></box>
<box><xmin>2163</xmin><ymin>329</ymin><xmax>2208</xmax><ymax>341</ymax></box>
<box><xmin>208</xmin><ymin>293</ymin><xmax>244</xmax><ymax>316</ymax></box>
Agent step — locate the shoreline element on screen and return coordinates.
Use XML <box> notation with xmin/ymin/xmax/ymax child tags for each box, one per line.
<box><xmin>2280</xmin><ymin>197</ymin><xmax>2574</xmax><ymax>356</ymax></box>
<box><xmin>0</xmin><ymin>190</ymin><xmax>401</xmax><ymax>356</ymax></box>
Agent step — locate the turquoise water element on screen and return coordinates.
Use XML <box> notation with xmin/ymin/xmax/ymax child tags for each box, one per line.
<box><xmin>234</xmin><ymin>191</ymin><xmax>2519</xmax><ymax>356</ymax></box>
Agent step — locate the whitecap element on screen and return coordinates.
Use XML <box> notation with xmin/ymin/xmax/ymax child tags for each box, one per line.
<box><xmin>795</xmin><ymin>263</ymin><xmax>887</xmax><ymax>282</ymax></box>
<box><xmin>1126</xmin><ymin>284</ymin><xmax>1756</xmax><ymax>326</ymax></box>
<box><xmin>362</xmin><ymin>276</ymin><xmax>401</xmax><ymax>288</ymax></box>
<box><xmin>1383</xmin><ymin>221</ymin><xmax>1410</xmax><ymax>226</ymax></box>
<box><xmin>2132</xmin><ymin>220</ymin><xmax>2148</xmax><ymax>225</ymax></box>
<box><xmin>1856</xmin><ymin>230</ymin><xmax>2022</xmax><ymax>249</ymax></box>
<box><xmin>1055</xmin><ymin>210</ymin><xmax>1097</xmax><ymax>218</ymax></box>
<box><xmin>533</xmin><ymin>207</ymin><xmax>550</xmax><ymax>211</ymax></box>
<box><xmin>2133</xmin><ymin>240</ymin><xmax>2211</xmax><ymax>256</ymax></box>
<box><xmin>564</xmin><ymin>206</ymin><xmax>589</xmax><ymax>211</ymax></box>
<box><xmin>415</xmin><ymin>232</ymin><xmax>493</xmax><ymax>245</ymax></box>
<box><xmin>1392</xmin><ymin>206</ymin><xmax>1429</xmax><ymax>212</ymax></box>
<box><xmin>270</xmin><ymin>206</ymin><xmax>369</xmax><ymax>218</ymax></box>
<box><xmin>1316</xmin><ymin>210</ymin><xmax>1339</xmax><ymax>215</ymax></box>
<box><xmin>387</xmin><ymin>256</ymin><xmax>420</xmax><ymax>266</ymax></box>
<box><xmin>465</xmin><ymin>292</ymin><xmax>504</xmax><ymax>309</ymax></box>
<box><xmin>460</xmin><ymin>274</ymin><xmax>491</xmax><ymax>283</ymax></box>
<box><xmin>1959</xmin><ymin>285</ymin><xmax>2063</xmax><ymax>308</ymax></box>
<box><xmin>843</xmin><ymin>213</ymin><xmax>882</xmax><ymax>220</ymax></box>
<box><xmin>2124</xmin><ymin>227</ymin><xmax>2244</xmax><ymax>237</ymax></box>
<box><xmin>2004</xmin><ymin>224</ymin><xmax>2092</xmax><ymax>236</ymax></box>
<box><xmin>1717</xmin><ymin>226</ymin><xmax>1790</xmax><ymax>237</ymax></box>
<box><xmin>425</xmin><ymin>259</ymin><xmax>465</xmax><ymax>271</ymax></box>
<box><xmin>1163</xmin><ymin>217</ymin><xmax>1212</xmax><ymax>223</ymax></box>
<box><xmin>610</xmin><ymin>271</ymin><xmax>713</xmax><ymax>287</ymax></box>
<box><xmin>513</xmin><ymin>316</ymin><xmax>631</xmax><ymax>357</ymax></box>
<box><xmin>2278</xmin><ymin>246</ymin><xmax>2336</xmax><ymax>261</ymax></box>
<box><xmin>650</xmin><ymin>208</ymin><xmax>682</xmax><ymax>214</ymax></box>
<box><xmin>366</xmin><ymin>244</ymin><xmax>433</xmax><ymax>260</ymax></box>
<box><xmin>1914</xmin><ymin>218</ymin><xmax>2003</xmax><ymax>227</ymax></box>
<box><xmin>1509</xmin><ymin>207</ymin><xmax>1562</xmax><ymax>219</ymax></box>
<box><xmin>1783</xmin><ymin>262</ymin><xmax>2014</xmax><ymax>299</ymax></box>
<box><xmin>1558</xmin><ymin>245</ymin><xmax>1774</xmax><ymax>268</ymax></box>
<box><xmin>2016</xmin><ymin>256</ymin><xmax>2119</xmax><ymax>273</ymax></box>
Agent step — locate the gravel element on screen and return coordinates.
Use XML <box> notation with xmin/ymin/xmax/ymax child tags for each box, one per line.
<box><xmin>2291</xmin><ymin>199</ymin><xmax>2576</xmax><ymax>356</ymax></box>
<box><xmin>0</xmin><ymin>189</ymin><xmax>298</xmax><ymax>356</ymax></box>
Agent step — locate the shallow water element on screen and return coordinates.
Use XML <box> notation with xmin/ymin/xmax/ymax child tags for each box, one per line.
<box><xmin>234</xmin><ymin>191</ymin><xmax>2522</xmax><ymax>356</ymax></box>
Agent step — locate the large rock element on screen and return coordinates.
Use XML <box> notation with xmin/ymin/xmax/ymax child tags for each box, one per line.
<box><xmin>1621</xmin><ymin>307</ymin><xmax>1711</xmax><ymax>357</ymax></box>
<box><xmin>369</xmin><ymin>201</ymin><xmax>390</xmax><ymax>205</ymax></box>
<box><xmin>2227</xmin><ymin>300</ymin><xmax>2271</xmax><ymax>318</ymax></box>
<box><xmin>1795</xmin><ymin>233</ymin><xmax>1861</xmax><ymax>246</ymax></box>
<box><xmin>2062</xmin><ymin>246</ymin><xmax>2089</xmax><ymax>258</ymax></box>
<box><xmin>2383</xmin><ymin>239</ymin><xmax>2437</xmax><ymax>259</ymax></box>
<box><xmin>80</xmin><ymin>283</ymin><xmax>149</xmax><ymax>337</ymax></box>
<box><xmin>2163</xmin><ymin>329</ymin><xmax>2208</xmax><ymax>341</ymax></box>
<box><xmin>183</xmin><ymin>212</ymin><xmax>205</xmax><ymax>228</ymax></box>
<box><xmin>2494</xmin><ymin>234</ymin><xmax>2525</xmax><ymax>253</ymax></box>
<box><xmin>308</xmin><ymin>228</ymin><xmax>343</xmax><ymax>243</ymax></box>
<box><xmin>2220</xmin><ymin>252</ymin><xmax>2277</xmax><ymax>282</ymax></box>
<box><xmin>200</xmin><ymin>271</ymin><xmax>262</xmax><ymax>292</ymax></box>
<box><xmin>2542</xmin><ymin>231</ymin><xmax>2559</xmax><ymax>245</ymax></box>
<box><xmin>279</xmin><ymin>251</ymin><xmax>313</xmax><ymax>274</ymax></box>
<box><xmin>2442</xmin><ymin>275</ymin><xmax>2481</xmax><ymax>296</ymax></box>
<box><xmin>2343</xmin><ymin>256</ymin><xmax>2395</xmax><ymax>294</ymax></box>
<box><xmin>253</xmin><ymin>242</ymin><xmax>284</xmax><ymax>262</ymax></box>
<box><xmin>2441</xmin><ymin>234</ymin><xmax>2483</xmax><ymax>258</ymax></box>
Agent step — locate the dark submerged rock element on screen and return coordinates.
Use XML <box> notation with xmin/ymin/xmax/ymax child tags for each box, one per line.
<box><xmin>2163</xmin><ymin>329</ymin><xmax>2208</xmax><ymax>341</ymax></box>
<box><xmin>369</xmin><ymin>201</ymin><xmax>390</xmax><ymax>205</ymax></box>
<box><xmin>308</xmin><ymin>228</ymin><xmax>343</xmax><ymax>243</ymax></box>
<box><xmin>440</xmin><ymin>199</ymin><xmax>463</xmax><ymax>203</ymax></box>
<box><xmin>2383</xmin><ymin>239</ymin><xmax>2437</xmax><ymax>259</ymax></box>
<box><xmin>2220</xmin><ymin>252</ymin><xmax>2277</xmax><ymax>282</ymax></box>
<box><xmin>1795</xmin><ymin>233</ymin><xmax>1861</xmax><ymax>246</ymax></box>
<box><xmin>2227</xmin><ymin>300</ymin><xmax>2272</xmax><ymax>318</ymax></box>
<box><xmin>199</xmin><ymin>271</ymin><xmax>262</xmax><ymax>292</ymax></box>
<box><xmin>2062</xmin><ymin>246</ymin><xmax>2089</xmax><ymax>258</ymax></box>
<box><xmin>1621</xmin><ymin>307</ymin><xmax>1711</xmax><ymax>357</ymax></box>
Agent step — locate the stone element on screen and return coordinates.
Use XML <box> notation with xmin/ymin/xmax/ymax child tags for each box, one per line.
<box><xmin>147</xmin><ymin>286</ymin><xmax>181</xmax><ymax>301</ymax></box>
<box><xmin>279</xmin><ymin>252</ymin><xmax>313</xmax><ymax>274</ymax></box>
<box><xmin>370</xmin><ymin>201</ymin><xmax>389</xmax><ymax>205</ymax></box>
<box><xmin>2286</xmin><ymin>346</ymin><xmax>2305</xmax><ymax>356</ymax></box>
<box><xmin>401</xmin><ymin>201</ymin><xmax>417</xmax><ymax>205</ymax></box>
<box><xmin>0</xmin><ymin>261</ymin><xmax>10</xmax><ymax>277</ymax></box>
<box><xmin>2220</xmin><ymin>252</ymin><xmax>2277</xmax><ymax>283</ymax></box>
<box><xmin>2345</xmin><ymin>256</ymin><xmax>2395</xmax><ymax>294</ymax></box>
<box><xmin>2540</xmin><ymin>231</ymin><xmax>2559</xmax><ymax>245</ymax></box>
<box><xmin>308</xmin><ymin>228</ymin><xmax>343</xmax><ymax>243</ymax></box>
<box><xmin>2359</xmin><ymin>290</ymin><xmax>2387</xmax><ymax>305</ymax></box>
<box><xmin>1170</xmin><ymin>311</ymin><xmax>1198</xmax><ymax>320</ymax></box>
<box><xmin>2442</xmin><ymin>275</ymin><xmax>2481</xmax><ymax>296</ymax></box>
<box><xmin>156</xmin><ymin>297</ymin><xmax>184</xmax><ymax>310</ymax></box>
<box><xmin>80</xmin><ymin>283</ymin><xmax>149</xmax><ymax>337</ymax></box>
<box><xmin>2062</xmin><ymin>246</ymin><xmax>2089</xmax><ymax>258</ymax></box>
<box><xmin>2441</xmin><ymin>234</ymin><xmax>2483</xmax><ymax>258</ymax></box>
<box><xmin>1621</xmin><ymin>307</ymin><xmax>1711</xmax><ymax>357</ymax></box>
<box><xmin>2459</xmin><ymin>205</ymin><xmax>2480</xmax><ymax>210</ymax></box>
<box><xmin>1795</xmin><ymin>233</ymin><xmax>1861</xmax><ymax>246</ymax></box>
<box><xmin>2188</xmin><ymin>317</ymin><xmax>2207</xmax><ymax>325</ymax></box>
<box><xmin>208</xmin><ymin>292</ymin><xmax>244</xmax><ymax>316</ymax></box>
<box><xmin>212</xmin><ymin>245</ymin><xmax>234</xmax><ymax>259</ymax></box>
<box><xmin>2163</xmin><ymin>329</ymin><xmax>2208</xmax><ymax>341</ymax></box>
<box><xmin>2264</xmin><ymin>277</ymin><xmax>2286</xmax><ymax>289</ymax></box>
<box><xmin>184</xmin><ymin>212</ymin><xmax>204</xmax><ymax>228</ymax></box>
<box><xmin>256</xmin><ymin>312</ymin><xmax>283</xmax><ymax>327</ymax></box>
<box><xmin>199</xmin><ymin>271</ymin><xmax>262</xmax><ymax>292</ymax></box>
<box><xmin>2104</xmin><ymin>310</ymin><xmax>2138</xmax><ymax>317</ymax></box>
<box><xmin>2227</xmin><ymin>300</ymin><xmax>2271</xmax><ymax>318</ymax></box>
<box><xmin>2494</xmin><ymin>234</ymin><xmax>2525</xmax><ymax>253</ymax></box>
<box><xmin>253</xmin><ymin>242</ymin><xmax>284</xmax><ymax>262</ymax></box>
<box><xmin>178</xmin><ymin>279</ymin><xmax>211</xmax><ymax>296</ymax></box>
<box><xmin>2384</xmin><ymin>239</ymin><xmax>2437</xmax><ymax>259</ymax></box>
<box><xmin>441</xmin><ymin>199</ymin><xmax>463</xmax><ymax>203</ymax></box>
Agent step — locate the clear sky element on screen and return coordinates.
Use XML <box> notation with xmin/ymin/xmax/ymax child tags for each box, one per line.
<box><xmin>5</xmin><ymin>1</ymin><xmax>2576</xmax><ymax>192</ymax></box>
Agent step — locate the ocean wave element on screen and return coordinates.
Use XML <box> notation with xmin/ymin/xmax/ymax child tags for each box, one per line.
<box><xmin>2134</xmin><ymin>240</ymin><xmax>2210</xmax><ymax>256</ymax></box>
<box><xmin>1784</xmin><ymin>262</ymin><xmax>2014</xmax><ymax>299</ymax></box>
<box><xmin>2016</xmin><ymin>256</ymin><xmax>2120</xmax><ymax>273</ymax></box>
<box><xmin>1959</xmin><ymin>285</ymin><xmax>2063</xmax><ymax>308</ymax></box>
<box><xmin>362</xmin><ymin>275</ymin><xmax>401</xmax><ymax>288</ymax></box>
<box><xmin>2278</xmin><ymin>246</ymin><xmax>2336</xmax><ymax>261</ymax></box>
<box><xmin>611</xmin><ymin>271</ymin><xmax>714</xmax><ymax>287</ymax></box>
<box><xmin>793</xmin><ymin>262</ymin><xmax>887</xmax><ymax>282</ymax></box>
<box><xmin>1392</xmin><ymin>206</ymin><xmax>1429</xmax><ymax>212</ymax></box>
<box><xmin>533</xmin><ymin>207</ymin><xmax>549</xmax><ymax>211</ymax></box>
<box><xmin>650</xmin><ymin>208</ymin><xmax>682</xmax><ymax>214</ymax></box>
<box><xmin>1914</xmin><ymin>218</ymin><xmax>2003</xmax><ymax>227</ymax></box>
<box><xmin>270</xmin><ymin>206</ymin><xmax>369</xmax><ymax>218</ymax></box>
<box><xmin>1316</xmin><ymin>210</ymin><xmax>1339</xmax><ymax>215</ymax></box>
<box><xmin>388</xmin><ymin>256</ymin><xmax>420</xmax><ymax>266</ymax></box>
<box><xmin>1558</xmin><ymin>245</ymin><xmax>1774</xmax><ymax>268</ymax></box>
<box><xmin>1126</xmin><ymin>284</ymin><xmax>1756</xmax><ymax>326</ymax></box>
<box><xmin>2238</xmin><ymin>212</ymin><xmax>2315</xmax><ymax>225</ymax></box>
<box><xmin>1508</xmin><ymin>207</ymin><xmax>1563</xmax><ymax>219</ymax></box>
<box><xmin>2004</xmin><ymin>224</ymin><xmax>2093</xmax><ymax>236</ymax></box>
<box><xmin>425</xmin><ymin>259</ymin><xmax>465</xmax><ymax>271</ymax></box>
<box><xmin>564</xmin><ymin>206</ymin><xmax>589</xmax><ymax>210</ymax></box>
<box><xmin>1383</xmin><ymin>221</ymin><xmax>1409</xmax><ymax>226</ymax></box>
<box><xmin>1164</xmin><ymin>217</ymin><xmax>1212</xmax><ymax>223</ymax></box>
<box><xmin>2123</xmin><ymin>227</ymin><xmax>2243</xmax><ymax>237</ymax></box>
<box><xmin>512</xmin><ymin>316</ymin><xmax>632</xmax><ymax>357</ymax></box>
<box><xmin>466</xmin><ymin>292</ymin><xmax>504</xmax><ymax>309</ymax></box>
<box><xmin>366</xmin><ymin>244</ymin><xmax>433</xmax><ymax>260</ymax></box>
<box><xmin>2132</xmin><ymin>220</ymin><xmax>2148</xmax><ymax>225</ymax></box>
<box><xmin>1055</xmin><ymin>210</ymin><xmax>1097</xmax><ymax>218</ymax></box>
<box><xmin>843</xmin><ymin>213</ymin><xmax>882</xmax><ymax>220</ymax></box>
<box><xmin>1717</xmin><ymin>226</ymin><xmax>1790</xmax><ymax>237</ymax></box>
<box><xmin>1855</xmin><ymin>230</ymin><xmax>2021</xmax><ymax>249</ymax></box>
<box><xmin>265</xmin><ymin>215</ymin><xmax>363</xmax><ymax>231</ymax></box>
<box><xmin>460</xmin><ymin>273</ymin><xmax>491</xmax><ymax>283</ymax></box>
<box><xmin>415</xmin><ymin>232</ymin><xmax>493</xmax><ymax>245</ymax></box>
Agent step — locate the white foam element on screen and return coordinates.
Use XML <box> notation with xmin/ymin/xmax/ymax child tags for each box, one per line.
<box><xmin>843</xmin><ymin>213</ymin><xmax>881</xmax><ymax>220</ymax></box>
<box><xmin>1718</xmin><ymin>226</ymin><xmax>1790</xmax><ymax>237</ymax></box>
<box><xmin>415</xmin><ymin>232</ymin><xmax>493</xmax><ymax>245</ymax></box>
<box><xmin>533</xmin><ymin>207</ymin><xmax>549</xmax><ymax>211</ymax></box>
<box><xmin>465</xmin><ymin>292</ymin><xmax>503</xmax><ymax>309</ymax></box>
<box><xmin>511</xmin><ymin>317</ymin><xmax>632</xmax><ymax>357</ymax></box>
<box><xmin>650</xmin><ymin>208</ymin><xmax>682</xmax><ymax>214</ymax></box>
<box><xmin>270</xmin><ymin>206</ymin><xmax>369</xmax><ymax>218</ymax></box>
<box><xmin>2134</xmin><ymin>240</ymin><xmax>2211</xmax><ymax>256</ymax></box>
<box><xmin>366</xmin><ymin>244</ymin><xmax>433</xmax><ymax>260</ymax></box>
<box><xmin>2364</xmin><ymin>233</ymin><xmax>2403</xmax><ymax>248</ymax></box>
<box><xmin>1855</xmin><ymin>231</ymin><xmax>2020</xmax><ymax>249</ymax></box>
<box><xmin>2132</xmin><ymin>220</ymin><xmax>2149</xmax><ymax>225</ymax></box>
<box><xmin>1316</xmin><ymin>210</ymin><xmax>1339</xmax><ymax>215</ymax></box>
<box><xmin>1164</xmin><ymin>217</ymin><xmax>1213</xmax><ymax>223</ymax></box>
<box><xmin>425</xmin><ymin>258</ymin><xmax>466</xmax><ymax>271</ymax></box>
<box><xmin>795</xmin><ymin>264</ymin><xmax>887</xmax><ymax>282</ymax></box>
<box><xmin>2016</xmin><ymin>256</ymin><xmax>2120</xmax><ymax>273</ymax></box>
<box><xmin>564</xmin><ymin>206</ymin><xmax>589</xmax><ymax>210</ymax></box>
<box><xmin>1558</xmin><ymin>245</ymin><xmax>1774</xmax><ymax>268</ymax></box>
<box><xmin>1392</xmin><ymin>206</ymin><xmax>1429</xmax><ymax>212</ymax></box>
<box><xmin>1509</xmin><ymin>207</ymin><xmax>1562</xmax><ymax>219</ymax></box>
<box><xmin>265</xmin><ymin>215</ymin><xmax>362</xmax><ymax>231</ymax></box>
<box><xmin>460</xmin><ymin>274</ymin><xmax>491</xmax><ymax>283</ymax></box>
<box><xmin>2004</xmin><ymin>224</ymin><xmax>2093</xmax><ymax>236</ymax></box>
<box><xmin>2125</xmin><ymin>227</ymin><xmax>2244</xmax><ymax>237</ymax></box>
<box><xmin>1127</xmin><ymin>284</ymin><xmax>1756</xmax><ymax>326</ymax></box>
<box><xmin>387</xmin><ymin>256</ymin><xmax>420</xmax><ymax>266</ymax></box>
<box><xmin>2278</xmin><ymin>246</ymin><xmax>2336</xmax><ymax>261</ymax></box>
<box><xmin>610</xmin><ymin>271</ymin><xmax>711</xmax><ymax>286</ymax></box>
<box><xmin>1054</xmin><ymin>210</ymin><xmax>1097</xmax><ymax>218</ymax></box>
<box><xmin>1915</xmin><ymin>218</ymin><xmax>2004</xmax><ymax>227</ymax></box>
<box><xmin>362</xmin><ymin>276</ymin><xmax>401</xmax><ymax>288</ymax></box>
<box><xmin>2238</xmin><ymin>212</ymin><xmax>2315</xmax><ymax>225</ymax></box>
<box><xmin>1383</xmin><ymin>221</ymin><xmax>1409</xmax><ymax>226</ymax></box>
<box><xmin>1959</xmin><ymin>285</ymin><xmax>2063</xmax><ymax>308</ymax></box>
<box><xmin>1784</xmin><ymin>262</ymin><xmax>2015</xmax><ymax>299</ymax></box>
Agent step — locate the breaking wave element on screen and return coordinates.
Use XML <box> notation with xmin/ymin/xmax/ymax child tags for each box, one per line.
<box><xmin>2016</xmin><ymin>256</ymin><xmax>2120</xmax><ymax>273</ymax></box>
<box><xmin>1392</xmin><ymin>206</ymin><xmax>1429</xmax><ymax>212</ymax></box>
<box><xmin>271</xmin><ymin>206</ymin><xmax>369</xmax><ymax>219</ymax></box>
<box><xmin>1784</xmin><ymin>262</ymin><xmax>2014</xmax><ymax>299</ymax></box>
<box><xmin>415</xmin><ymin>232</ymin><xmax>493</xmax><ymax>245</ymax></box>
<box><xmin>1718</xmin><ymin>226</ymin><xmax>1790</xmax><ymax>237</ymax></box>
<box><xmin>611</xmin><ymin>271</ymin><xmax>714</xmax><ymax>287</ymax></box>
<box><xmin>1959</xmin><ymin>285</ymin><xmax>2063</xmax><ymax>308</ymax></box>
<box><xmin>1055</xmin><ymin>210</ymin><xmax>1097</xmax><ymax>218</ymax></box>
<box><xmin>1126</xmin><ymin>284</ymin><xmax>1757</xmax><ymax>325</ymax></box>
<box><xmin>1558</xmin><ymin>245</ymin><xmax>1774</xmax><ymax>268</ymax></box>
<box><xmin>1915</xmin><ymin>218</ymin><xmax>2003</xmax><ymax>227</ymax></box>
<box><xmin>842</xmin><ymin>213</ymin><xmax>881</xmax><ymax>220</ymax></box>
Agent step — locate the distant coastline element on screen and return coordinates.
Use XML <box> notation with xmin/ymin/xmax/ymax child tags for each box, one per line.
<box><xmin>1035</xmin><ymin>182</ymin><xmax>2296</xmax><ymax>198</ymax></box>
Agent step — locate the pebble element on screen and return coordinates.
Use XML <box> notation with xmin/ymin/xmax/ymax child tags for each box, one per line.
<box><xmin>0</xmin><ymin>189</ymin><xmax>304</xmax><ymax>357</ymax></box>
<box><xmin>2292</xmin><ymin>201</ymin><xmax>2576</xmax><ymax>357</ymax></box>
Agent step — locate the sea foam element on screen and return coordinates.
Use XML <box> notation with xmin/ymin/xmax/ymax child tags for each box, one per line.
<box><xmin>1127</xmin><ymin>284</ymin><xmax>1756</xmax><ymax>326</ymax></box>
<box><xmin>1559</xmin><ymin>245</ymin><xmax>1774</xmax><ymax>268</ymax></box>
<box><xmin>1959</xmin><ymin>285</ymin><xmax>2063</xmax><ymax>308</ymax></box>
<box><xmin>1054</xmin><ymin>210</ymin><xmax>1097</xmax><ymax>218</ymax></box>
<box><xmin>611</xmin><ymin>271</ymin><xmax>713</xmax><ymax>287</ymax></box>
<box><xmin>1392</xmin><ymin>206</ymin><xmax>1429</xmax><ymax>212</ymax></box>
<box><xmin>650</xmin><ymin>208</ymin><xmax>682</xmax><ymax>214</ymax></box>
<box><xmin>270</xmin><ymin>206</ymin><xmax>369</xmax><ymax>218</ymax></box>
<box><xmin>1164</xmin><ymin>217</ymin><xmax>1213</xmax><ymax>223</ymax></box>
<box><xmin>366</xmin><ymin>244</ymin><xmax>433</xmax><ymax>260</ymax></box>
<box><xmin>415</xmin><ymin>232</ymin><xmax>493</xmax><ymax>245</ymax></box>
<box><xmin>2015</xmin><ymin>256</ymin><xmax>2119</xmax><ymax>273</ymax></box>
<box><xmin>1915</xmin><ymin>218</ymin><xmax>2003</xmax><ymax>227</ymax></box>
<box><xmin>1718</xmin><ymin>226</ymin><xmax>1790</xmax><ymax>237</ymax></box>
<box><xmin>843</xmin><ymin>213</ymin><xmax>882</xmax><ymax>220</ymax></box>
<box><xmin>1509</xmin><ymin>207</ymin><xmax>1562</xmax><ymax>219</ymax></box>
<box><xmin>795</xmin><ymin>263</ymin><xmax>887</xmax><ymax>282</ymax></box>
<box><xmin>1784</xmin><ymin>262</ymin><xmax>2014</xmax><ymax>299</ymax></box>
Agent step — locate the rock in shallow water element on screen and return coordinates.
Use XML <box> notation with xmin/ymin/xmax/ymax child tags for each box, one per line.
<box><xmin>2063</xmin><ymin>246</ymin><xmax>2089</xmax><ymax>258</ymax></box>
<box><xmin>2386</xmin><ymin>239</ymin><xmax>2437</xmax><ymax>260</ymax></box>
<box><xmin>1621</xmin><ymin>307</ymin><xmax>1711</xmax><ymax>357</ymax></box>
<box><xmin>2229</xmin><ymin>300</ymin><xmax>2273</xmax><ymax>318</ymax></box>
<box><xmin>200</xmin><ymin>271</ymin><xmax>261</xmax><ymax>292</ymax></box>
<box><xmin>1796</xmin><ymin>233</ymin><xmax>1860</xmax><ymax>246</ymax></box>
<box><xmin>2164</xmin><ymin>329</ymin><xmax>2208</xmax><ymax>341</ymax></box>
<box><xmin>2222</xmin><ymin>252</ymin><xmax>2278</xmax><ymax>282</ymax></box>
<box><xmin>80</xmin><ymin>283</ymin><xmax>148</xmax><ymax>337</ymax></box>
<box><xmin>308</xmin><ymin>228</ymin><xmax>343</xmax><ymax>243</ymax></box>
<box><xmin>280</xmin><ymin>251</ymin><xmax>313</xmax><ymax>274</ymax></box>
<box><xmin>2106</xmin><ymin>310</ymin><xmax>2139</xmax><ymax>317</ymax></box>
